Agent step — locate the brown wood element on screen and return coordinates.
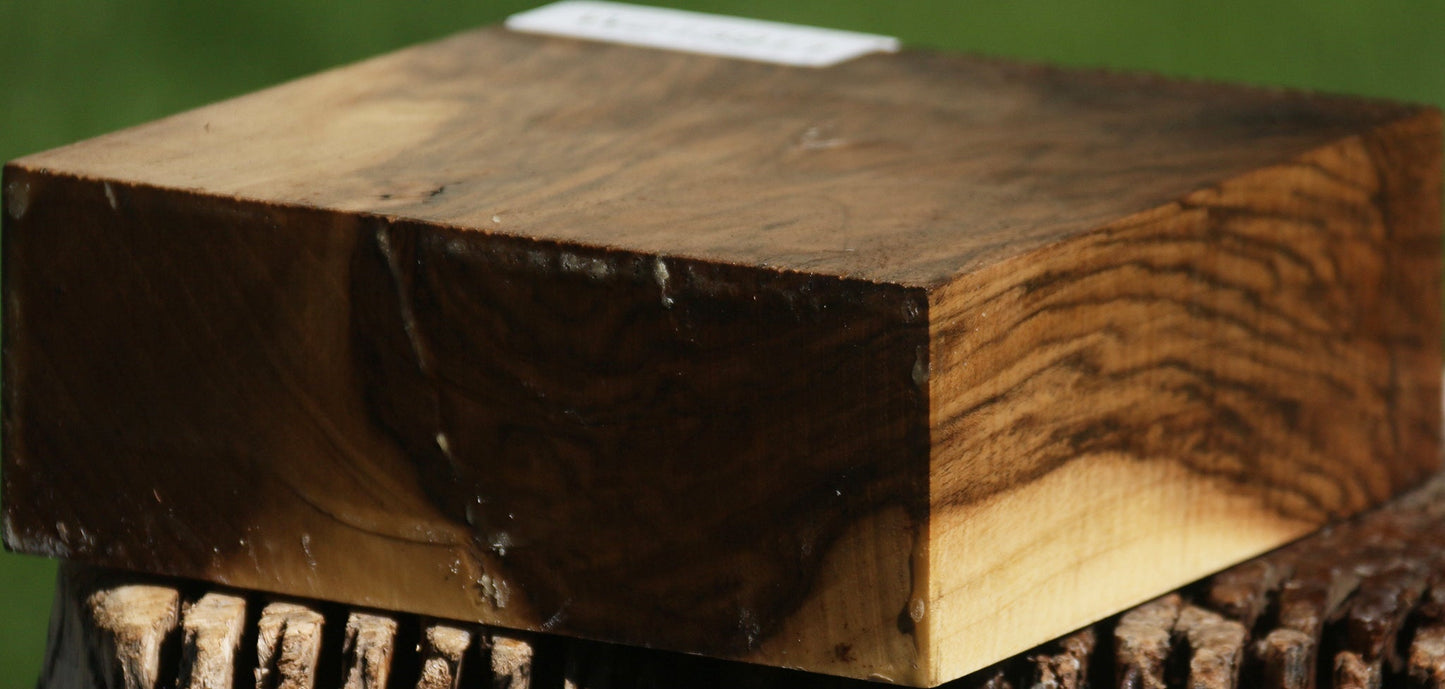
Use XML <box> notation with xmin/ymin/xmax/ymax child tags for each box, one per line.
<box><xmin>3</xmin><ymin>24</ymin><xmax>1441</xmax><ymax>686</ymax></box>
<box><xmin>1025</xmin><ymin>628</ymin><xmax>1094</xmax><ymax>689</ymax></box>
<box><xmin>1410</xmin><ymin>623</ymin><xmax>1445</xmax><ymax>689</ymax></box>
<box><xmin>1176</xmin><ymin>606</ymin><xmax>1247</xmax><ymax>689</ymax></box>
<box><xmin>1115</xmin><ymin>594</ymin><xmax>1181</xmax><ymax>689</ymax></box>
<box><xmin>37</xmin><ymin>470</ymin><xmax>1445</xmax><ymax>689</ymax></box>
<box><xmin>35</xmin><ymin>470</ymin><xmax>1445</xmax><ymax>689</ymax></box>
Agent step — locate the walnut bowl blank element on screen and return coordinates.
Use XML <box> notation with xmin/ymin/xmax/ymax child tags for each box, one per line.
<box><xmin>3</xmin><ymin>26</ymin><xmax>1440</xmax><ymax>686</ymax></box>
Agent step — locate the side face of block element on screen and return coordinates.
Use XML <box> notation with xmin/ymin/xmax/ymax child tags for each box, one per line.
<box><xmin>1</xmin><ymin>174</ymin><xmax>931</xmax><ymax>681</ymax></box>
<box><xmin>923</xmin><ymin>112</ymin><xmax>1443</xmax><ymax>682</ymax></box>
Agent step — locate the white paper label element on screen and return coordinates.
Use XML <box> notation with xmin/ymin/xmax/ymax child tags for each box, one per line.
<box><xmin>505</xmin><ymin>1</ymin><xmax>900</xmax><ymax>68</ymax></box>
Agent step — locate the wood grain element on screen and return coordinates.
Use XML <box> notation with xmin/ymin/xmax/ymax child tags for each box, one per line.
<box><xmin>342</xmin><ymin>612</ymin><xmax>398</xmax><ymax>689</ymax></box>
<box><xmin>39</xmin><ymin>469</ymin><xmax>1445</xmax><ymax>689</ymax></box>
<box><xmin>178</xmin><ymin>593</ymin><xmax>247</xmax><ymax>689</ymax></box>
<box><xmin>255</xmin><ymin>602</ymin><xmax>325</xmax><ymax>689</ymax></box>
<box><xmin>3</xmin><ymin>24</ymin><xmax>1440</xmax><ymax>686</ymax></box>
<box><xmin>924</xmin><ymin>111</ymin><xmax>1442</xmax><ymax>681</ymax></box>
<box><xmin>38</xmin><ymin>565</ymin><xmax>180</xmax><ymax>689</ymax></box>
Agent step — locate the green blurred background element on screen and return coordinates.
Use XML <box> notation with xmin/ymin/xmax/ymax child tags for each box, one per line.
<box><xmin>1</xmin><ymin>1</ymin><xmax>1441</xmax><ymax>686</ymax></box>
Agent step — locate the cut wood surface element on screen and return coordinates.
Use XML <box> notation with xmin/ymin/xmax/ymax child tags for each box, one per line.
<box><xmin>415</xmin><ymin>622</ymin><xmax>473</xmax><ymax>689</ymax></box>
<box><xmin>255</xmin><ymin>602</ymin><xmax>325</xmax><ymax>689</ymax></box>
<box><xmin>38</xmin><ymin>566</ymin><xmax>180</xmax><ymax>689</ymax></box>
<box><xmin>179</xmin><ymin>593</ymin><xmax>247</xmax><ymax>689</ymax></box>
<box><xmin>37</xmin><ymin>470</ymin><xmax>1445</xmax><ymax>689</ymax></box>
<box><xmin>341</xmin><ymin>612</ymin><xmax>397</xmax><ymax>689</ymax></box>
<box><xmin>4</xmin><ymin>24</ymin><xmax>1441</xmax><ymax>686</ymax></box>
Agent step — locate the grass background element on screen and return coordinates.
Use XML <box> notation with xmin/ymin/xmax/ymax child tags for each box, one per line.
<box><xmin>1</xmin><ymin>1</ymin><xmax>1441</xmax><ymax>686</ymax></box>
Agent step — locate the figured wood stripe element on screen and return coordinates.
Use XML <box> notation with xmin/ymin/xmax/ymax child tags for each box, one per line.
<box><xmin>933</xmin><ymin>139</ymin><xmax>1423</xmax><ymax>516</ymax></box>
<box><xmin>924</xmin><ymin>112</ymin><xmax>1441</xmax><ymax>681</ymax></box>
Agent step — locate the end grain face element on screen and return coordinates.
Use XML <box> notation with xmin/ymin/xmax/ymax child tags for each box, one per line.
<box><xmin>255</xmin><ymin>602</ymin><xmax>325</xmax><ymax>689</ymax></box>
<box><xmin>416</xmin><ymin>623</ymin><xmax>472</xmax><ymax>689</ymax></box>
<box><xmin>925</xmin><ymin>112</ymin><xmax>1442</xmax><ymax>681</ymax></box>
<box><xmin>39</xmin><ymin>564</ymin><xmax>181</xmax><ymax>689</ymax></box>
<box><xmin>3</xmin><ymin>25</ymin><xmax>1441</xmax><ymax>686</ymax></box>
<box><xmin>177</xmin><ymin>593</ymin><xmax>247</xmax><ymax>689</ymax></box>
<box><xmin>342</xmin><ymin>613</ymin><xmax>399</xmax><ymax>689</ymax></box>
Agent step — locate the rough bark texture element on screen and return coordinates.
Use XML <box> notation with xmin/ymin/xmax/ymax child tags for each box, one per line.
<box><xmin>37</xmin><ymin>564</ymin><xmax>180</xmax><ymax>689</ymax></box>
<box><xmin>1116</xmin><ymin>594</ymin><xmax>1183</xmax><ymax>689</ymax></box>
<box><xmin>491</xmin><ymin>635</ymin><xmax>534</xmax><ymax>689</ymax></box>
<box><xmin>255</xmin><ymin>602</ymin><xmax>325</xmax><ymax>689</ymax></box>
<box><xmin>415</xmin><ymin>623</ymin><xmax>472</xmax><ymax>689</ymax></box>
<box><xmin>341</xmin><ymin>612</ymin><xmax>397</xmax><ymax>689</ymax></box>
<box><xmin>1027</xmin><ymin>628</ymin><xmax>1095</xmax><ymax>689</ymax></box>
<box><xmin>177</xmin><ymin>593</ymin><xmax>246</xmax><ymax>689</ymax></box>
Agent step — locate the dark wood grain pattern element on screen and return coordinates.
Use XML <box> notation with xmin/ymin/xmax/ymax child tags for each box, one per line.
<box><xmin>925</xmin><ymin>111</ymin><xmax>1441</xmax><ymax>680</ymax></box>
<box><xmin>3</xmin><ymin>24</ymin><xmax>1440</xmax><ymax>687</ymax></box>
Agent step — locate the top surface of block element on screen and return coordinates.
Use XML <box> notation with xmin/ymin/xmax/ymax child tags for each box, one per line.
<box><xmin>11</xmin><ymin>26</ymin><xmax>1419</xmax><ymax>287</ymax></box>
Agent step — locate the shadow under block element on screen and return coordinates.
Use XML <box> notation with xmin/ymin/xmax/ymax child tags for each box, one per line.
<box><xmin>2</xmin><ymin>26</ymin><xmax>1440</xmax><ymax>687</ymax></box>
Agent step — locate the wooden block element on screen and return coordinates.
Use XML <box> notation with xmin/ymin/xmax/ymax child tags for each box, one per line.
<box><xmin>2</xmin><ymin>22</ymin><xmax>1440</xmax><ymax>687</ymax></box>
<box><xmin>37</xmin><ymin>470</ymin><xmax>1445</xmax><ymax>689</ymax></box>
